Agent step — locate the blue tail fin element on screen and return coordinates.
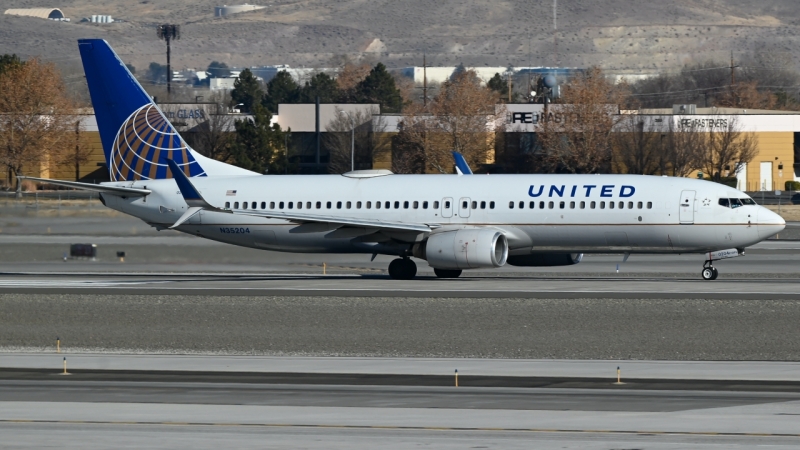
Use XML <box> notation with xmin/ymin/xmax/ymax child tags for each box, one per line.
<box><xmin>452</xmin><ymin>151</ymin><xmax>473</xmax><ymax>175</ymax></box>
<box><xmin>78</xmin><ymin>39</ymin><xmax>206</xmax><ymax>181</ymax></box>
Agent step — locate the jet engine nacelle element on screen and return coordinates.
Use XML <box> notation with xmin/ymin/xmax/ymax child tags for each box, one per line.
<box><xmin>423</xmin><ymin>229</ymin><xmax>508</xmax><ymax>270</ymax></box>
<box><xmin>506</xmin><ymin>253</ymin><xmax>583</xmax><ymax>267</ymax></box>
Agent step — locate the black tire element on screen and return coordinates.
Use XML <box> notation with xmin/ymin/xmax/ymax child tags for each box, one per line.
<box><xmin>434</xmin><ymin>268</ymin><xmax>462</xmax><ymax>278</ymax></box>
<box><xmin>701</xmin><ymin>267</ymin><xmax>715</xmax><ymax>280</ymax></box>
<box><xmin>710</xmin><ymin>267</ymin><xmax>719</xmax><ymax>280</ymax></box>
<box><xmin>388</xmin><ymin>258</ymin><xmax>416</xmax><ymax>280</ymax></box>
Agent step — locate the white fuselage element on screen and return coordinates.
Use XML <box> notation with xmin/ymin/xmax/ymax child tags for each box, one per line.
<box><xmin>100</xmin><ymin>173</ymin><xmax>785</xmax><ymax>258</ymax></box>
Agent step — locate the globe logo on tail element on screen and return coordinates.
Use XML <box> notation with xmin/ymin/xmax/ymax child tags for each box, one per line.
<box><xmin>110</xmin><ymin>104</ymin><xmax>205</xmax><ymax>181</ymax></box>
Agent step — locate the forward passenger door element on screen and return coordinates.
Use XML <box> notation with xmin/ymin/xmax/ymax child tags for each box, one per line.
<box><xmin>679</xmin><ymin>190</ymin><xmax>695</xmax><ymax>224</ymax></box>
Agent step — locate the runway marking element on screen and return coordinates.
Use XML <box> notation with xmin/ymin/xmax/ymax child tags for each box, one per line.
<box><xmin>0</xmin><ymin>280</ymin><xmax>167</xmax><ymax>287</ymax></box>
<box><xmin>3</xmin><ymin>419</ymin><xmax>800</xmax><ymax>438</ymax></box>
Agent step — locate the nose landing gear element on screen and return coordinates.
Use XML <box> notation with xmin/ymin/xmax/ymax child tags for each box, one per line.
<box><xmin>701</xmin><ymin>261</ymin><xmax>719</xmax><ymax>281</ymax></box>
<box><xmin>388</xmin><ymin>258</ymin><xmax>417</xmax><ymax>280</ymax></box>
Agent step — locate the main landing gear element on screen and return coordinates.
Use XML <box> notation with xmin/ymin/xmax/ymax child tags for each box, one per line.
<box><xmin>701</xmin><ymin>261</ymin><xmax>719</xmax><ymax>281</ymax></box>
<box><xmin>388</xmin><ymin>258</ymin><xmax>417</xmax><ymax>280</ymax></box>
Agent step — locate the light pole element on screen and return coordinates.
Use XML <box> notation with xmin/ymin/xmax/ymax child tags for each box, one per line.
<box><xmin>340</xmin><ymin>111</ymin><xmax>355</xmax><ymax>172</ymax></box>
<box><xmin>156</xmin><ymin>24</ymin><xmax>180</xmax><ymax>97</ymax></box>
<box><xmin>284</xmin><ymin>130</ymin><xmax>291</xmax><ymax>175</ymax></box>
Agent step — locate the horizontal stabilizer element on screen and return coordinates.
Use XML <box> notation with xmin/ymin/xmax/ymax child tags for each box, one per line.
<box><xmin>17</xmin><ymin>176</ymin><xmax>150</xmax><ymax>196</ymax></box>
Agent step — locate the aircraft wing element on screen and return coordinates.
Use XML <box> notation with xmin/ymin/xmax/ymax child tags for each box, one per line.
<box><xmin>233</xmin><ymin>209</ymin><xmax>434</xmax><ymax>233</ymax></box>
<box><xmin>165</xmin><ymin>159</ymin><xmax>435</xmax><ymax>234</ymax></box>
<box><xmin>17</xmin><ymin>176</ymin><xmax>151</xmax><ymax>196</ymax></box>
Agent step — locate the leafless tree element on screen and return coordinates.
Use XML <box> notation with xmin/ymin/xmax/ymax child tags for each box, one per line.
<box><xmin>183</xmin><ymin>92</ymin><xmax>236</xmax><ymax>162</ymax></box>
<box><xmin>0</xmin><ymin>58</ymin><xmax>74</xmax><ymax>193</ymax></box>
<box><xmin>57</xmin><ymin>120</ymin><xmax>95</xmax><ymax>181</ymax></box>
<box><xmin>612</xmin><ymin>114</ymin><xmax>660</xmax><ymax>175</ymax></box>
<box><xmin>698</xmin><ymin>115</ymin><xmax>758</xmax><ymax>182</ymax></box>
<box><xmin>393</xmin><ymin>70</ymin><xmax>502</xmax><ymax>174</ymax></box>
<box><xmin>325</xmin><ymin>106</ymin><xmax>388</xmax><ymax>174</ymax></box>
<box><xmin>661</xmin><ymin>119</ymin><xmax>704</xmax><ymax>177</ymax></box>
<box><xmin>536</xmin><ymin>67</ymin><xmax>628</xmax><ymax>174</ymax></box>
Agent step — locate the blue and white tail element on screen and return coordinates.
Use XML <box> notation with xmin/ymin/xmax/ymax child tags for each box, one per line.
<box><xmin>78</xmin><ymin>39</ymin><xmax>254</xmax><ymax>181</ymax></box>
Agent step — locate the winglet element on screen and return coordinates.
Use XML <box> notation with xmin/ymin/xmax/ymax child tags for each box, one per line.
<box><xmin>452</xmin><ymin>151</ymin><xmax>473</xmax><ymax>175</ymax></box>
<box><xmin>166</xmin><ymin>159</ymin><xmax>211</xmax><ymax>208</ymax></box>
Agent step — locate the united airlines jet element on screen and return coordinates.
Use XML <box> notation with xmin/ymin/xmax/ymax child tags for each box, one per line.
<box><xmin>23</xmin><ymin>40</ymin><xmax>785</xmax><ymax>280</ymax></box>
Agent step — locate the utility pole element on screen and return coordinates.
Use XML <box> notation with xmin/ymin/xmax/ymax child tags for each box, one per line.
<box><xmin>507</xmin><ymin>71</ymin><xmax>512</xmax><ymax>102</ymax></box>
<box><xmin>157</xmin><ymin>24</ymin><xmax>180</xmax><ymax>97</ymax></box>
<box><xmin>553</xmin><ymin>0</ymin><xmax>558</xmax><ymax>67</ymax></box>
<box><xmin>415</xmin><ymin>54</ymin><xmax>430</xmax><ymax>107</ymax></box>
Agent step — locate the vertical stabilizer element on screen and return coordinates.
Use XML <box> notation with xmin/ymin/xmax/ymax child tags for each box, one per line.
<box><xmin>77</xmin><ymin>39</ymin><xmax>255</xmax><ymax>180</ymax></box>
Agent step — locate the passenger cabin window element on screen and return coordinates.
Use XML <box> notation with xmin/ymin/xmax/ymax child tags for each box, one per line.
<box><xmin>326</xmin><ymin>201</ymin><xmax>332</xmax><ymax>209</ymax></box>
<box><xmin>590</xmin><ymin>201</ymin><xmax>596</xmax><ymax>209</ymax></box>
<box><xmin>270</xmin><ymin>202</ymin><xmax>275</xmax><ymax>209</ymax></box>
<box><xmin>647</xmin><ymin>202</ymin><xmax>653</xmax><ymax>209</ymax></box>
<box><xmin>394</xmin><ymin>201</ymin><xmax>400</xmax><ymax>209</ymax></box>
<box><xmin>337</xmin><ymin>201</ymin><xmax>342</xmax><ymax>209</ymax></box>
<box><xmin>260</xmin><ymin>202</ymin><xmax>266</xmax><ymax>209</ymax></box>
<box><xmin>346</xmin><ymin>201</ymin><xmax>352</xmax><ymax>209</ymax></box>
<box><xmin>288</xmin><ymin>202</ymin><xmax>293</xmax><ymax>209</ymax></box>
<box><xmin>234</xmin><ymin>202</ymin><xmax>239</xmax><ymax>209</ymax></box>
<box><xmin>548</xmin><ymin>201</ymin><xmax>554</xmax><ymax>209</ymax></box>
<box><xmin>297</xmin><ymin>202</ymin><xmax>303</xmax><ymax>209</ymax></box>
<box><xmin>367</xmin><ymin>201</ymin><xmax>372</xmax><ymax>209</ymax></box>
<box><xmin>481</xmin><ymin>201</ymin><xmax>486</xmax><ymax>209</ymax></box>
<box><xmin>570</xmin><ymin>201</ymin><xmax>575</xmax><ymax>209</ymax></box>
<box><xmin>628</xmin><ymin>201</ymin><xmax>633</xmax><ymax>209</ymax></box>
<box><xmin>559</xmin><ymin>201</ymin><xmax>565</xmax><ymax>209</ymax></box>
<box><xmin>414</xmin><ymin>201</ymin><xmax>419</xmax><ymax>209</ymax></box>
<box><xmin>619</xmin><ymin>201</ymin><xmax>624</xmax><ymax>209</ymax></box>
<box><xmin>306</xmin><ymin>202</ymin><xmax>311</xmax><ymax>209</ymax></box>
<box><xmin>509</xmin><ymin>201</ymin><xmax>514</xmax><ymax>209</ymax></box>
<box><xmin>316</xmin><ymin>201</ymin><xmax>321</xmax><ymax>209</ymax></box>
<box><xmin>489</xmin><ymin>201</ymin><xmax>495</xmax><ymax>209</ymax></box>
<box><xmin>609</xmin><ymin>201</ymin><xmax>614</xmax><ymax>209</ymax></box>
<box><xmin>580</xmin><ymin>201</ymin><xmax>585</xmax><ymax>209</ymax></box>
<box><xmin>404</xmin><ymin>201</ymin><xmax>409</xmax><ymax>209</ymax></box>
<box><xmin>539</xmin><ymin>201</ymin><xmax>545</xmax><ymax>209</ymax></box>
<box><xmin>433</xmin><ymin>201</ymin><xmax>440</xmax><ymax>209</ymax></box>
<box><xmin>444</xmin><ymin>201</ymin><xmax>451</xmax><ymax>208</ymax></box>
<box><xmin>529</xmin><ymin>201</ymin><xmax>535</xmax><ymax>209</ymax></box>
<box><xmin>357</xmin><ymin>201</ymin><xmax>362</xmax><ymax>209</ymax></box>
<box><xmin>423</xmin><ymin>201</ymin><xmax>428</xmax><ymax>209</ymax></box>
<box><xmin>252</xmin><ymin>202</ymin><xmax>257</xmax><ymax>209</ymax></box>
<box><xmin>462</xmin><ymin>200</ymin><xmax>468</xmax><ymax>209</ymax></box>
<box><xmin>225</xmin><ymin>201</ymin><xmax>231</xmax><ymax>208</ymax></box>
<box><xmin>637</xmin><ymin>201</ymin><xmax>643</xmax><ymax>209</ymax></box>
<box><xmin>376</xmin><ymin>201</ymin><xmax>381</xmax><ymax>209</ymax></box>
<box><xmin>600</xmin><ymin>201</ymin><xmax>605</xmax><ymax>209</ymax></box>
<box><xmin>242</xmin><ymin>202</ymin><xmax>247</xmax><ymax>210</ymax></box>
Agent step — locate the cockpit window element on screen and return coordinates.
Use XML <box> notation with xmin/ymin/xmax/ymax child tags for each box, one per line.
<box><xmin>719</xmin><ymin>197</ymin><xmax>755</xmax><ymax>208</ymax></box>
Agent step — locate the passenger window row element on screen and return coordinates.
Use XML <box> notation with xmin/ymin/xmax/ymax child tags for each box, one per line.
<box><xmin>509</xmin><ymin>200</ymin><xmax>653</xmax><ymax>210</ymax></box>
<box><xmin>225</xmin><ymin>200</ymin><xmax>443</xmax><ymax>211</ymax></box>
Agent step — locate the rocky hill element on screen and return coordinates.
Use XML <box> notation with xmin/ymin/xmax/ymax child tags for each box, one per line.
<box><xmin>1</xmin><ymin>0</ymin><xmax>799</xmax><ymax>76</ymax></box>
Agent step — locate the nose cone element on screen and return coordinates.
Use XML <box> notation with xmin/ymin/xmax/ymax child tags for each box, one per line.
<box><xmin>757</xmin><ymin>207</ymin><xmax>785</xmax><ymax>240</ymax></box>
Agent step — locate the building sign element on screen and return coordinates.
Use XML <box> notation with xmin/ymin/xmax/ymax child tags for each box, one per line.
<box><xmin>678</xmin><ymin>117</ymin><xmax>729</xmax><ymax>130</ymax></box>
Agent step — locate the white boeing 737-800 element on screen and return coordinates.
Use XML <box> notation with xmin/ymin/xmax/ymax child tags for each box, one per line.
<box><xmin>23</xmin><ymin>39</ymin><xmax>785</xmax><ymax>280</ymax></box>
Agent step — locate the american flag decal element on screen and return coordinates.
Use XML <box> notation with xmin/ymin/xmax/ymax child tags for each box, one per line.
<box><xmin>226</xmin><ymin>190</ymin><xmax>237</xmax><ymax>196</ymax></box>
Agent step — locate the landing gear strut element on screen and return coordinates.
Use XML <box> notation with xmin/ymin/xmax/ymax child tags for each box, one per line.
<box><xmin>434</xmin><ymin>268</ymin><xmax>462</xmax><ymax>278</ymax></box>
<box><xmin>388</xmin><ymin>258</ymin><xmax>417</xmax><ymax>280</ymax></box>
<box><xmin>701</xmin><ymin>261</ymin><xmax>719</xmax><ymax>281</ymax></box>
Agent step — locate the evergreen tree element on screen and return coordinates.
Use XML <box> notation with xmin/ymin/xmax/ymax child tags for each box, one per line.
<box><xmin>231</xmin><ymin>69</ymin><xmax>264</xmax><ymax>113</ymax></box>
<box><xmin>300</xmin><ymin>72</ymin><xmax>341</xmax><ymax>103</ymax></box>
<box><xmin>0</xmin><ymin>54</ymin><xmax>22</xmax><ymax>76</ymax></box>
<box><xmin>262</xmin><ymin>70</ymin><xmax>300</xmax><ymax>113</ymax></box>
<box><xmin>125</xmin><ymin>63</ymin><xmax>136</xmax><ymax>75</ymax></box>
<box><xmin>230</xmin><ymin>104</ymin><xmax>285</xmax><ymax>174</ymax></box>
<box><xmin>487</xmin><ymin>73</ymin><xmax>508</xmax><ymax>96</ymax></box>
<box><xmin>146</xmin><ymin>62</ymin><xmax>168</xmax><ymax>84</ymax></box>
<box><xmin>450</xmin><ymin>63</ymin><xmax>467</xmax><ymax>81</ymax></box>
<box><xmin>355</xmin><ymin>63</ymin><xmax>403</xmax><ymax>113</ymax></box>
<box><xmin>207</xmin><ymin>61</ymin><xmax>230</xmax><ymax>78</ymax></box>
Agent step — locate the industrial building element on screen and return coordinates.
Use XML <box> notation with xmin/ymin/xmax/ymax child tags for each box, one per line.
<box><xmin>3</xmin><ymin>7</ymin><xmax>68</xmax><ymax>21</ymax></box>
<box><xmin>8</xmin><ymin>103</ymin><xmax>800</xmax><ymax>193</ymax></box>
